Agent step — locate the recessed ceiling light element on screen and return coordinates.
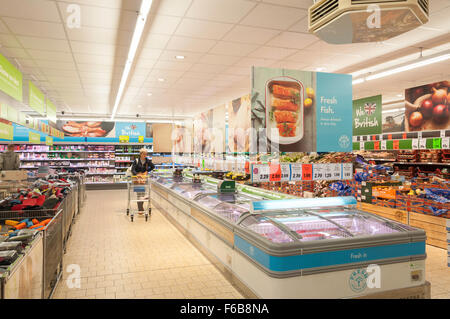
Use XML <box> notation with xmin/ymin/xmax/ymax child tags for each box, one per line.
<box><xmin>316</xmin><ymin>67</ymin><xmax>325</xmax><ymax>72</ymax></box>
<box><xmin>175</xmin><ymin>55</ymin><xmax>185</xmax><ymax>60</ymax></box>
<box><xmin>397</xmin><ymin>94</ymin><xmax>403</xmax><ymax>97</ymax></box>
<box><xmin>147</xmin><ymin>93</ymin><xmax>152</xmax><ymax>96</ymax></box>
<box><xmin>158</xmin><ymin>78</ymin><xmax>165</xmax><ymax>82</ymax></box>
<box><xmin>137</xmin><ymin>105</ymin><xmax>142</xmax><ymax>108</ymax></box>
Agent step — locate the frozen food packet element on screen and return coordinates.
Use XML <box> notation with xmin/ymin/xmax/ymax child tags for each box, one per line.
<box><xmin>0</xmin><ymin>250</ymin><xmax>18</xmax><ymax>264</ymax></box>
<box><xmin>0</xmin><ymin>241</ymin><xmax>23</xmax><ymax>252</ymax></box>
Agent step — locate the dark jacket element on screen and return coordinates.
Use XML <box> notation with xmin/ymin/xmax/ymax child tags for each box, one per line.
<box><xmin>0</xmin><ymin>151</ymin><xmax>20</xmax><ymax>170</ymax></box>
<box><xmin>131</xmin><ymin>157</ymin><xmax>155</xmax><ymax>175</ymax></box>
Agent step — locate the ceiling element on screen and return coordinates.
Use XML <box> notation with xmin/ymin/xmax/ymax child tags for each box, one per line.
<box><xmin>0</xmin><ymin>0</ymin><xmax>449</xmax><ymax>119</ymax></box>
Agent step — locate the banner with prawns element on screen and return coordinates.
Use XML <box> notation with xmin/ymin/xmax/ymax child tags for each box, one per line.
<box><xmin>251</xmin><ymin>67</ymin><xmax>352</xmax><ymax>152</ymax></box>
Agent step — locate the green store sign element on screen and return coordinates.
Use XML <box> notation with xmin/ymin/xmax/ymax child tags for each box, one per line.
<box><xmin>29</xmin><ymin>131</ymin><xmax>41</xmax><ymax>144</ymax></box>
<box><xmin>0</xmin><ymin>122</ymin><xmax>13</xmax><ymax>140</ymax></box>
<box><xmin>46</xmin><ymin>98</ymin><xmax>57</xmax><ymax>123</ymax></box>
<box><xmin>353</xmin><ymin>95</ymin><xmax>382</xmax><ymax>136</ymax></box>
<box><xmin>0</xmin><ymin>53</ymin><xmax>23</xmax><ymax>102</ymax></box>
<box><xmin>29</xmin><ymin>81</ymin><xmax>45</xmax><ymax>116</ymax></box>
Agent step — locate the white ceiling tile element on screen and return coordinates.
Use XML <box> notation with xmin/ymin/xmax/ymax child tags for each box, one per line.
<box><xmin>186</xmin><ymin>0</ymin><xmax>256</xmax><ymax>23</ymax></box>
<box><xmin>189</xmin><ymin>63</ymin><xmax>227</xmax><ymax>74</ymax></box>
<box><xmin>153</xmin><ymin>60</ymin><xmax>193</xmax><ymax>71</ymax></box>
<box><xmin>0</xmin><ymin>0</ymin><xmax>60</xmax><ymax>22</ymax></box>
<box><xmin>2</xmin><ymin>47</ymin><xmax>29</xmax><ymax>59</ymax></box>
<box><xmin>166</xmin><ymin>36</ymin><xmax>216</xmax><ymax>53</ymax></box>
<box><xmin>223</xmin><ymin>25</ymin><xmax>280</xmax><ymax>45</ymax></box>
<box><xmin>240</xmin><ymin>3</ymin><xmax>306</xmax><ymax>30</ymax></box>
<box><xmin>223</xmin><ymin>66</ymin><xmax>251</xmax><ymax>76</ymax></box>
<box><xmin>74</xmin><ymin>53</ymin><xmax>118</xmax><ymax>66</ymax></box>
<box><xmin>138</xmin><ymin>48</ymin><xmax>162</xmax><ymax>60</ymax></box>
<box><xmin>158</xmin><ymin>50</ymin><xmax>203</xmax><ymax>63</ymax></box>
<box><xmin>142</xmin><ymin>34</ymin><xmax>171</xmax><ymax>49</ymax></box>
<box><xmin>248</xmin><ymin>46</ymin><xmax>297</xmax><ymax>59</ymax></box>
<box><xmin>262</xmin><ymin>0</ymin><xmax>313</xmax><ymax>9</ymax></box>
<box><xmin>0</xmin><ymin>34</ymin><xmax>21</xmax><ymax>47</ymax></box>
<box><xmin>70</xmin><ymin>41</ymin><xmax>127</xmax><ymax>56</ymax></box>
<box><xmin>266</xmin><ymin>32</ymin><xmax>318</xmax><ymax>49</ymax></box>
<box><xmin>0</xmin><ymin>20</ymin><xmax>9</xmax><ymax>33</ymax></box>
<box><xmin>14</xmin><ymin>58</ymin><xmax>36</xmax><ymax>68</ymax></box>
<box><xmin>55</xmin><ymin>0</ymin><xmax>136</xmax><ymax>10</ymax></box>
<box><xmin>234</xmin><ymin>57</ymin><xmax>277</xmax><ymax>68</ymax></box>
<box><xmin>76</xmin><ymin>63</ymin><xmax>112</xmax><ymax>72</ymax></box>
<box><xmin>156</xmin><ymin>0</ymin><xmax>193</xmax><ymax>16</ymax></box>
<box><xmin>66</xmin><ymin>27</ymin><xmax>132</xmax><ymax>45</ymax></box>
<box><xmin>17</xmin><ymin>36</ymin><xmax>71</xmax><ymax>52</ymax></box>
<box><xmin>175</xmin><ymin>19</ymin><xmax>233</xmax><ymax>40</ymax></box>
<box><xmin>209</xmin><ymin>41</ymin><xmax>258</xmax><ymax>56</ymax></box>
<box><xmin>149</xmin><ymin>15</ymin><xmax>181</xmax><ymax>35</ymax></box>
<box><xmin>3</xmin><ymin>18</ymin><xmax>66</xmax><ymax>39</ymax></box>
<box><xmin>26</xmin><ymin>49</ymin><xmax>74</xmax><ymax>62</ymax></box>
<box><xmin>288</xmin><ymin>16</ymin><xmax>309</xmax><ymax>33</ymax></box>
<box><xmin>199</xmin><ymin>54</ymin><xmax>241</xmax><ymax>66</ymax></box>
<box><xmin>285</xmin><ymin>49</ymin><xmax>334</xmax><ymax>63</ymax></box>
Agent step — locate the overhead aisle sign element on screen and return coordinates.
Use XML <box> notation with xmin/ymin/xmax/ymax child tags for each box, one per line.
<box><xmin>0</xmin><ymin>53</ymin><xmax>23</xmax><ymax>101</ymax></box>
<box><xmin>29</xmin><ymin>81</ymin><xmax>45</xmax><ymax>116</ymax></box>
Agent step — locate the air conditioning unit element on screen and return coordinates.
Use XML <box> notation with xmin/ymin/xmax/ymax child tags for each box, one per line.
<box><xmin>308</xmin><ymin>0</ymin><xmax>429</xmax><ymax>44</ymax></box>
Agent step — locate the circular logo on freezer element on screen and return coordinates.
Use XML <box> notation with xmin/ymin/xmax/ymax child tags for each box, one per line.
<box><xmin>339</xmin><ymin>135</ymin><xmax>350</xmax><ymax>148</ymax></box>
<box><xmin>349</xmin><ymin>268</ymin><xmax>368</xmax><ymax>293</ymax></box>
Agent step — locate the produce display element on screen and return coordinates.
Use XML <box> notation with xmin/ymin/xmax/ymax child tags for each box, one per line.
<box><xmin>279</xmin><ymin>152</ymin><xmax>354</xmax><ymax>163</ymax></box>
<box><xmin>405</xmin><ymin>80</ymin><xmax>450</xmax><ymax>131</ymax></box>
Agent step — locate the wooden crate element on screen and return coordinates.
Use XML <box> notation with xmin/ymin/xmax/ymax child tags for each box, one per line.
<box><xmin>358</xmin><ymin>202</ymin><xmax>408</xmax><ymax>224</ymax></box>
<box><xmin>409</xmin><ymin>212</ymin><xmax>448</xmax><ymax>249</ymax></box>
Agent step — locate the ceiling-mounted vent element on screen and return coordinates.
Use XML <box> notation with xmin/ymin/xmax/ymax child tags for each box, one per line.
<box><xmin>311</xmin><ymin>0</ymin><xmax>338</xmax><ymax>24</ymax></box>
<box><xmin>308</xmin><ymin>0</ymin><xmax>429</xmax><ymax>44</ymax></box>
<box><xmin>417</xmin><ymin>0</ymin><xmax>428</xmax><ymax>15</ymax></box>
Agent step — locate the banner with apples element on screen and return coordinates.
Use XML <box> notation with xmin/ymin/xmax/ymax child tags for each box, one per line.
<box><xmin>405</xmin><ymin>80</ymin><xmax>450</xmax><ymax>132</ymax></box>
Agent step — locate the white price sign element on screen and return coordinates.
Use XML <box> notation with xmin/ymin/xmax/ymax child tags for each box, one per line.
<box><xmin>412</xmin><ymin>139</ymin><xmax>419</xmax><ymax>150</ymax></box>
<box><xmin>251</xmin><ymin>164</ymin><xmax>270</xmax><ymax>182</ymax></box>
<box><xmin>419</xmin><ymin>138</ymin><xmax>427</xmax><ymax>149</ymax></box>
<box><xmin>331</xmin><ymin>163</ymin><xmax>342</xmax><ymax>180</ymax></box>
<box><xmin>442</xmin><ymin>137</ymin><xmax>449</xmax><ymax>149</ymax></box>
<box><xmin>290</xmin><ymin>163</ymin><xmax>302</xmax><ymax>181</ymax></box>
<box><xmin>280</xmin><ymin>163</ymin><xmax>291</xmax><ymax>181</ymax></box>
<box><xmin>381</xmin><ymin>140</ymin><xmax>386</xmax><ymax>150</ymax></box>
<box><xmin>342</xmin><ymin>163</ymin><xmax>353</xmax><ymax>180</ymax></box>
<box><xmin>322</xmin><ymin>164</ymin><xmax>333</xmax><ymax>181</ymax></box>
<box><xmin>313</xmin><ymin>164</ymin><xmax>325</xmax><ymax>180</ymax></box>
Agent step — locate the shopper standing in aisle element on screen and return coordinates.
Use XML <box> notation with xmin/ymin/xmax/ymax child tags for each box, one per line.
<box><xmin>0</xmin><ymin>144</ymin><xmax>20</xmax><ymax>170</ymax></box>
<box><xmin>131</xmin><ymin>148</ymin><xmax>155</xmax><ymax>214</ymax></box>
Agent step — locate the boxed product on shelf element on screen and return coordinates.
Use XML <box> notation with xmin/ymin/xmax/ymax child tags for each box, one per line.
<box><xmin>397</xmin><ymin>150</ymin><xmax>418</xmax><ymax>162</ymax></box>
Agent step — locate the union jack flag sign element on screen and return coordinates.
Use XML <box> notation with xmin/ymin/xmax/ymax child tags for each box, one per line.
<box><xmin>364</xmin><ymin>102</ymin><xmax>376</xmax><ymax>115</ymax></box>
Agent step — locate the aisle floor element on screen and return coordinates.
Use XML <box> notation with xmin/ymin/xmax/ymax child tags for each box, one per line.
<box><xmin>53</xmin><ymin>190</ymin><xmax>244</xmax><ymax>299</ymax></box>
<box><xmin>53</xmin><ymin>190</ymin><xmax>450</xmax><ymax>299</ymax></box>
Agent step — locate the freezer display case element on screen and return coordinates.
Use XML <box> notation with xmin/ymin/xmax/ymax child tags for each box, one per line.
<box><xmin>194</xmin><ymin>193</ymin><xmax>254</xmax><ymax>224</ymax></box>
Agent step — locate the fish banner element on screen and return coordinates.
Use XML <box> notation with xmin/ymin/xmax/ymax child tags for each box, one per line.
<box><xmin>251</xmin><ymin>67</ymin><xmax>352</xmax><ymax>153</ymax></box>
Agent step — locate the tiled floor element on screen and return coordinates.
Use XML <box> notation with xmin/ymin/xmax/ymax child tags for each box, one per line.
<box><xmin>53</xmin><ymin>189</ymin><xmax>450</xmax><ymax>299</ymax></box>
<box><xmin>52</xmin><ymin>189</ymin><xmax>244</xmax><ymax>299</ymax></box>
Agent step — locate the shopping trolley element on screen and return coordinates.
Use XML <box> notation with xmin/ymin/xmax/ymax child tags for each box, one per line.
<box><xmin>126</xmin><ymin>174</ymin><xmax>151</xmax><ymax>222</ymax></box>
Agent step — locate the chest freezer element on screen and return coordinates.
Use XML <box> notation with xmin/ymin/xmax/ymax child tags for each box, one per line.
<box><xmin>234</xmin><ymin>196</ymin><xmax>426</xmax><ymax>277</ymax></box>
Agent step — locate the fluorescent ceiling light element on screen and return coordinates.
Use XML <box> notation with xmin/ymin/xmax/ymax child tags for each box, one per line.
<box><xmin>158</xmin><ymin>78</ymin><xmax>165</xmax><ymax>82</ymax></box>
<box><xmin>352</xmin><ymin>78</ymin><xmax>365</xmax><ymax>85</ymax></box>
<box><xmin>316</xmin><ymin>67</ymin><xmax>325</xmax><ymax>71</ymax></box>
<box><xmin>147</xmin><ymin>93</ymin><xmax>152</xmax><ymax>96</ymax></box>
<box><xmin>110</xmin><ymin>0</ymin><xmax>153</xmax><ymax>120</ymax></box>
<box><xmin>175</xmin><ymin>55</ymin><xmax>185</xmax><ymax>60</ymax></box>
<box><xmin>137</xmin><ymin>105</ymin><xmax>142</xmax><ymax>108</ymax></box>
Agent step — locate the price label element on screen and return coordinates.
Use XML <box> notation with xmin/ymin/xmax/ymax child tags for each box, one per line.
<box><xmin>442</xmin><ymin>137</ymin><xmax>449</xmax><ymax>149</ymax></box>
<box><xmin>313</xmin><ymin>164</ymin><xmax>325</xmax><ymax>180</ymax></box>
<box><xmin>393</xmin><ymin>140</ymin><xmax>399</xmax><ymax>150</ymax></box>
<box><xmin>252</xmin><ymin>164</ymin><xmax>270</xmax><ymax>182</ymax></box>
<box><xmin>433</xmin><ymin>138</ymin><xmax>441</xmax><ymax>149</ymax></box>
<box><xmin>352</xmin><ymin>136</ymin><xmax>357</xmax><ymax>142</ymax></box>
<box><xmin>290</xmin><ymin>163</ymin><xmax>303</xmax><ymax>181</ymax></box>
<box><xmin>440</xmin><ymin>130</ymin><xmax>445</xmax><ymax>138</ymax></box>
<box><xmin>342</xmin><ymin>163</ymin><xmax>353</xmax><ymax>180</ymax></box>
<box><xmin>280</xmin><ymin>163</ymin><xmax>291</xmax><ymax>181</ymax></box>
<box><xmin>412</xmin><ymin>139</ymin><xmax>419</xmax><ymax>150</ymax></box>
<box><xmin>417</xmin><ymin>131</ymin><xmax>422</xmax><ymax>139</ymax></box>
<box><xmin>321</xmin><ymin>164</ymin><xmax>333</xmax><ymax>181</ymax></box>
<box><xmin>374</xmin><ymin>141</ymin><xmax>380</xmax><ymax>150</ymax></box>
<box><xmin>331</xmin><ymin>163</ymin><xmax>341</xmax><ymax>180</ymax></box>
<box><xmin>360</xmin><ymin>142</ymin><xmax>364</xmax><ymax>150</ymax></box>
<box><xmin>269</xmin><ymin>164</ymin><xmax>281</xmax><ymax>181</ymax></box>
<box><xmin>419</xmin><ymin>138</ymin><xmax>427</xmax><ymax>149</ymax></box>
<box><xmin>302</xmin><ymin>164</ymin><xmax>313</xmax><ymax>181</ymax></box>
<box><xmin>381</xmin><ymin>140</ymin><xmax>387</xmax><ymax>150</ymax></box>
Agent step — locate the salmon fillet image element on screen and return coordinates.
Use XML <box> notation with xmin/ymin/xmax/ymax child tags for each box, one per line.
<box><xmin>272</xmin><ymin>84</ymin><xmax>299</xmax><ymax>99</ymax></box>
<box><xmin>277</xmin><ymin>123</ymin><xmax>297</xmax><ymax>137</ymax></box>
<box><xmin>274</xmin><ymin>111</ymin><xmax>298</xmax><ymax>123</ymax></box>
<box><xmin>272</xmin><ymin>98</ymin><xmax>298</xmax><ymax>111</ymax></box>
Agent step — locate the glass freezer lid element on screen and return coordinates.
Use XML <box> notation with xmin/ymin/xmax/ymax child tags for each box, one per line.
<box><xmin>239</xmin><ymin>215</ymin><xmax>294</xmax><ymax>243</ymax></box>
<box><xmin>212</xmin><ymin>202</ymin><xmax>249</xmax><ymax>223</ymax></box>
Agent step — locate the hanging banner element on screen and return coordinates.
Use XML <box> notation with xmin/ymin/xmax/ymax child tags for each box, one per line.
<box><xmin>353</xmin><ymin>95</ymin><xmax>382</xmax><ymax>136</ymax></box>
<box><xmin>251</xmin><ymin>67</ymin><xmax>352</xmax><ymax>152</ymax></box>
<box><xmin>228</xmin><ymin>94</ymin><xmax>251</xmax><ymax>153</ymax></box>
<box><xmin>405</xmin><ymin>80</ymin><xmax>450</xmax><ymax>132</ymax></box>
<box><xmin>0</xmin><ymin>121</ymin><xmax>13</xmax><ymax>140</ymax></box>
<box><xmin>45</xmin><ymin>136</ymin><xmax>53</xmax><ymax>146</ymax></box>
<box><xmin>29</xmin><ymin>81</ymin><xmax>45</xmax><ymax>116</ymax></box>
<box><xmin>29</xmin><ymin>131</ymin><xmax>40</xmax><ymax>144</ymax></box>
<box><xmin>46</xmin><ymin>99</ymin><xmax>57</xmax><ymax>123</ymax></box>
<box><xmin>0</xmin><ymin>53</ymin><xmax>23</xmax><ymax>102</ymax></box>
